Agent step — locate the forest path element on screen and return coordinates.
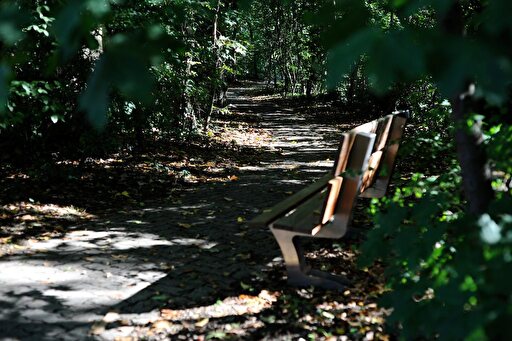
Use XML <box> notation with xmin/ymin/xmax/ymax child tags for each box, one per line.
<box><xmin>0</xmin><ymin>83</ymin><xmax>374</xmax><ymax>341</ymax></box>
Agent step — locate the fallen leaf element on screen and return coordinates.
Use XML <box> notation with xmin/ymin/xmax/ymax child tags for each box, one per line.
<box><xmin>207</xmin><ymin>331</ymin><xmax>226</xmax><ymax>340</ymax></box>
<box><xmin>152</xmin><ymin>294</ymin><xmax>169</xmax><ymax>302</ymax></box>
<box><xmin>240</xmin><ymin>282</ymin><xmax>252</xmax><ymax>290</ymax></box>
<box><xmin>127</xmin><ymin>220</ymin><xmax>144</xmax><ymax>224</ymax></box>
<box><xmin>237</xmin><ymin>253</ymin><xmax>251</xmax><ymax>260</ymax></box>
<box><xmin>152</xmin><ymin>320</ymin><xmax>172</xmax><ymax>331</ymax></box>
<box><xmin>90</xmin><ymin>321</ymin><xmax>106</xmax><ymax>335</ymax></box>
<box><xmin>336</xmin><ymin>328</ymin><xmax>346</xmax><ymax>335</ymax></box>
<box><xmin>178</xmin><ymin>222</ymin><xmax>192</xmax><ymax>228</ymax></box>
<box><xmin>161</xmin><ymin>309</ymin><xmax>177</xmax><ymax>319</ymax></box>
<box><xmin>118</xmin><ymin>191</ymin><xmax>130</xmax><ymax>197</ymax></box>
<box><xmin>195</xmin><ymin>318</ymin><xmax>209</xmax><ymax>327</ymax></box>
<box><xmin>321</xmin><ymin>311</ymin><xmax>335</xmax><ymax>319</ymax></box>
<box><xmin>103</xmin><ymin>312</ymin><xmax>121</xmax><ymax>323</ymax></box>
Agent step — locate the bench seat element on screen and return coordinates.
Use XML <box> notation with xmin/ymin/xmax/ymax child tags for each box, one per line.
<box><xmin>249</xmin><ymin>172</ymin><xmax>332</xmax><ymax>229</ymax></box>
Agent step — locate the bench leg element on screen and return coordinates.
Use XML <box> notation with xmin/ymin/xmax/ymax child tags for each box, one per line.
<box><xmin>270</xmin><ymin>227</ymin><xmax>350</xmax><ymax>291</ymax></box>
<box><xmin>270</xmin><ymin>227</ymin><xmax>309</xmax><ymax>275</ymax></box>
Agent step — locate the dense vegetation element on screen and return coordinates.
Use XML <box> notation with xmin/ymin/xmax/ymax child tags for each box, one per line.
<box><xmin>1</xmin><ymin>0</ymin><xmax>511</xmax><ymax>339</ymax></box>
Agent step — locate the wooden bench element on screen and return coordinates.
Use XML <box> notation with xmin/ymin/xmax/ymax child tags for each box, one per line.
<box><xmin>249</xmin><ymin>111</ymin><xmax>409</xmax><ymax>290</ymax></box>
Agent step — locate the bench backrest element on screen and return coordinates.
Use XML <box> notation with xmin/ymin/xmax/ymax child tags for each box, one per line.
<box><xmin>315</xmin><ymin>112</ymin><xmax>408</xmax><ymax>236</ymax></box>
<box><xmin>320</xmin><ymin>131</ymin><xmax>374</xmax><ymax>226</ymax></box>
<box><xmin>357</xmin><ymin>112</ymin><xmax>408</xmax><ymax>198</ymax></box>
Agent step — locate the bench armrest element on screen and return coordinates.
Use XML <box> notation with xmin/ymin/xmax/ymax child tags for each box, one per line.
<box><xmin>249</xmin><ymin>172</ymin><xmax>333</xmax><ymax>227</ymax></box>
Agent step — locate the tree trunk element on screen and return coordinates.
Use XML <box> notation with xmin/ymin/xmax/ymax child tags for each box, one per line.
<box><xmin>451</xmin><ymin>87</ymin><xmax>493</xmax><ymax>215</ymax></box>
<box><xmin>444</xmin><ymin>1</ymin><xmax>494</xmax><ymax>214</ymax></box>
<box><xmin>249</xmin><ymin>26</ymin><xmax>258</xmax><ymax>79</ymax></box>
<box><xmin>179</xmin><ymin>16</ymin><xmax>198</xmax><ymax>138</ymax></box>
<box><xmin>132</xmin><ymin>105</ymin><xmax>145</xmax><ymax>154</ymax></box>
<box><xmin>204</xmin><ymin>0</ymin><xmax>222</xmax><ymax>132</ymax></box>
<box><xmin>306</xmin><ymin>72</ymin><xmax>313</xmax><ymax>98</ymax></box>
<box><xmin>182</xmin><ymin>56</ymin><xmax>197</xmax><ymax>135</ymax></box>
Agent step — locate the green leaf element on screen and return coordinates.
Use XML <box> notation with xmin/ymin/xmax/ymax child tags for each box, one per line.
<box><xmin>392</xmin><ymin>0</ymin><xmax>408</xmax><ymax>8</ymax></box>
<box><xmin>240</xmin><ymin>281</ymin><xmax>252</xmax><ymax>290</ymax></box>
<box><xmin>481</xmin><ymin>0</ymin><xmax>512</xmax><ymax>35</ymax></box>
<box><xmin>466</xmin><ymin>328</ymin><xmax>488</xmax><ymax>341</ymax></box>
<box><xmin>86</xmin><ymin>0</ymin><xmax>111</xmax><ymax>17</ymax></box>
<box><xmin>151</xmin><ymin>294</ymin><xmax>169</xmax><ymax>301</ymax></box>
<box><xmin>0</xmin><ymin>3</ymin><xmax>27</xmax><ymax>46</ymax></box>
<box><xmin>478</xmin><ymin>214</ymin><xmax>502</xmax><ymax>245</ymax></box>
<box><xmin>53</xmin><ymin>0</ymin><xmax>85</xmax><ymax>59</ymax></box>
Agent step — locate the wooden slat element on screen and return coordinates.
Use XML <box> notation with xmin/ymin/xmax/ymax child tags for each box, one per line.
<box><xmin>321</xmin><ymin>177</ymin><xmax>343</xmax><ymax>225</ymax></box>
<box><xmin>360</xmin><ymin>115</ymin><xmax>408</xmax><ymax>198</ymax></box>
<box><xmin>360</xmin><ymin>115</ymin><xmax>393</xmax><ymax>192</ymax></box>
<box><xmin>332</xmin><ymin>133</ymin><xmax>351</xmax><ymax>177</ymax></box>
<box><xmin>272</xmin><ymin>188</ymin><xmax>329</xmax><ymax>234</ymax></box>
<box><xmin>372</xmin><ymin>115</ymin><xmax>393</xmax><ymax>151</ymax></box>
<box><xmin>249</xmin><ymin>172</ymin><xmax>333</xmax><ymax>227</ymax></box>
<box><xmin>313</xmin><ymin>132</ymin><xmax>377</xmax><ymax>238</ymax></box>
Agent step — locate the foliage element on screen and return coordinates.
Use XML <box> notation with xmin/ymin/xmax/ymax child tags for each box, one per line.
<box><xmin>359</xmin><ymin>106</ymin><xmax>512</xmax><ymax>339</ymax></box>
<box><xmin>0</xmin><ymin>0</ymin><xmax>247</xmax><ymax>160</ymax></box>
<box><xmin>325</xmin><ymin>0</ymin><xmax>512</xmax><ymax>104</ymax></box>
<box><xmin>241</xmin><ymin>0</ymin><xmax>327</xmax><ymax>96</ymax></box>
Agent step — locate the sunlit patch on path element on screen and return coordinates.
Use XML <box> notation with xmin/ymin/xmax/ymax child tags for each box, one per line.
<box><xmin>0</xmin><ymin>202</ymin><xmax>94</xmax><ymax>256</ymax></box>
<box><xmin>0</xmin><ymin>223</ymin><xmax>175</xmax><ymax>339</ymax></box>
<box><xmin>92</xmin><ymin>290</ymin><xmax>278</xmax><ymax>339</ymax></box>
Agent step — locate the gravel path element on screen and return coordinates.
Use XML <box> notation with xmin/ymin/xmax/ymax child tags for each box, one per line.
<box><xmin>0</xmin><ymin>83</ymin><xmax>348</xmax><ymax>340</ymax></box>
